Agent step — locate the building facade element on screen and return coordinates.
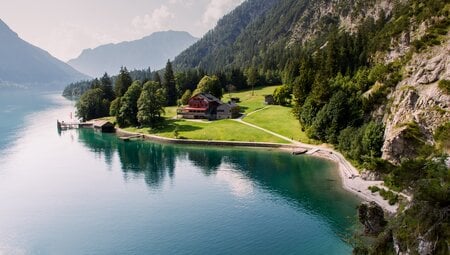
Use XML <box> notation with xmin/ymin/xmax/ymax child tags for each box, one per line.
<box><xmin>177</xmin><ymin>93</ymin><xmax>239</xmax><ymax>120</ymax></box>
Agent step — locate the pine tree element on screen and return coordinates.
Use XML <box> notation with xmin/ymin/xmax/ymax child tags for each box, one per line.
<box><xmin>163</xmin><ymin>60</ymin><xmax>177</xmax><ymax>106</ymax></box>
<box><xmin>114</xmin><ymin>67</ymin><xmax>133</xmax><ymax>97</ymax></box>
<box><xmin>100</xmin><ymin>73</ymin><xmax>115</xmax><ymax>101</ymax></box>
<box><xmin>153</xmin><ymin>72</ymin><xmax>162</xmax><ymax>86</ymax></box>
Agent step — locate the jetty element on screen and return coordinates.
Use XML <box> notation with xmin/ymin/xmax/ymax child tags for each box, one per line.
<box><xmin>57</xmin><ymin>120</ymin><xmax>92</xmax><ymax>130</ymax></box>
<box><xmin>57</xmin><ymin>120</ymin><xmax>115</xmax><ymax>133</ymax></box>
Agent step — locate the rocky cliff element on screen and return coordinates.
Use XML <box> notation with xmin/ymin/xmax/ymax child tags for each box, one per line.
<box><xmin>382</xmin><ymin>32</ymin><xmax>450</xmax><ymax>164</ymax></box>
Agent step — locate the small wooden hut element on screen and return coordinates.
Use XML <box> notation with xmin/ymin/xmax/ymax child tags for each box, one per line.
<box><xmin>93</xmin><ymin>120</ymin><xmax>115</xmax><ymax>133</ymax></box>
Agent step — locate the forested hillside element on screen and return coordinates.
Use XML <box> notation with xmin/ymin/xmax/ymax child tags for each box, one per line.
<box><xmin>173</xmin><ymin>0</ymin><xmax>389</xmax><ymax>72</ymax></box>
<box><xmin>173</xmin><ymin>0</ymin><xmax>278</xmax><ymax>72</ymax></box>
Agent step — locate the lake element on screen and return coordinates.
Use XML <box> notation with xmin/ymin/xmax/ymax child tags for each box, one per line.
<box><xmin>0</xmin><ymin>92</ymin><xmax>360</xmax><ymax>254</ymax></box>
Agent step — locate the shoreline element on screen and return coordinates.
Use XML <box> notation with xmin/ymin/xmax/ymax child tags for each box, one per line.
<box><xmin>115</xmin><ymin>128</ymin><xmax>399</xmax><ymax>213</ymax></box>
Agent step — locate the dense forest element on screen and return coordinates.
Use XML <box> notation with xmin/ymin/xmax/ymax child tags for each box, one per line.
<box><xmin>65</xmin><ymin>0</ymin><xmax>449</xmax><ymax>253</ymax></box>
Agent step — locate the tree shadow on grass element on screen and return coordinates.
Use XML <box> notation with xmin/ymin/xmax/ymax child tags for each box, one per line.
<box><xmin>155</xmin><ymin>119</ymin><xmax>203</xmax><ymax>133</ymax></box>
<box><xmin>239</xmin><ymin>106</ymin><xmax>249</xmax><ymax>112</ymax></box>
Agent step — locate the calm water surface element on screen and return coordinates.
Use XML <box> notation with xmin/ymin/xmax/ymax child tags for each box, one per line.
<box><xmin>0</xmin><ymin>92</ymin><xmax>360</xmax><ymax>254</ymax></box>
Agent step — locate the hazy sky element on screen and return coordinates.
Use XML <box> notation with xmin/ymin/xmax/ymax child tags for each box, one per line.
<box><xmin>0</xmin><ymin>0</ymin><xmax>244</xmax><ymax>61</ymax></box>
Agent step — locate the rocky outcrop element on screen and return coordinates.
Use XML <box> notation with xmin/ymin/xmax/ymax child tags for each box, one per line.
<box><xmin>361</xmin><ymin>170</ymin><xmax>382</xmax><ymax>181</ymax></box>
<box><xmin>358</xmin><ymin>201</ymin><xmax>387</xmax><ymax>235</ymax></box>
<box><xmin>382</xmin><ymin>38</ymin><xmax>450</xmax><ymax>164</ymax></box>
<box><xmin>289</xmin><ymin>0</ymin><xmax>395</xmax><ymax>46</ymax></box>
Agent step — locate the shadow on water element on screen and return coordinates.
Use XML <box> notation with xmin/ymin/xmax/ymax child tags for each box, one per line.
<box><xmin>77</xmin><ymin>128</ymin><xmax>359</xmax><ymax>235</ymax></box>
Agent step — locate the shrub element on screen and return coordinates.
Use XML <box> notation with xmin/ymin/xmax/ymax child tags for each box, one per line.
<box><xmin>434</xmin><ymin>122</ymin><xmax>450</xmax><ymax>151</ymax></box>
<box><xmin>438</xmin><ymin>79</ymin><xmax>450</xmax><ymax>94</ymax></box>
<box><xmin>369</xmin><ymin>186</ymin><xmax>380</xmax><ymax>193</ymax></box>
<box><xmin>379</xmin><ymin>188</ymin><xmax>399</xmax><ymax>205</ymax></box>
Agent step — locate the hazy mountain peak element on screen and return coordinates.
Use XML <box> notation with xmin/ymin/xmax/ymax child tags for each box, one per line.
<box><xmin>0</xmin><ymin>19</ymin><xmax>18</xmax><ymax>37</ymax></box>
<box><xmin>0</xmin><ymin>19</ymin><xmax>88</xmax><ymax>89</ymax></box>
<box><xmin>67</xmin><ymin>30</ymin><xmax>198</xmax><ymax>77</ymax></box>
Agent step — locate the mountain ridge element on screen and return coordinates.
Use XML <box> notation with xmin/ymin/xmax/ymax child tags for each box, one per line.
<box><xmin>67</xmin><ymin>30</ymin><xmax>198</xmax><ymax>77</ymax></box>
<box><xmin>0</xmin><ymin>19</ymin><xmax>89</xmax><ymax>89</ymax></box>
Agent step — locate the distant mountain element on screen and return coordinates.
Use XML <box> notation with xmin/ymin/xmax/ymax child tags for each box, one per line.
<box><xmin>0</xmin><ymin>19</ymin><xmax>88</xmax><ymax>89</ymax></box>
<box><xmin>67</xmin><ymin>31</ymin><xmax>198</xmax><ymax>77</ymax></box>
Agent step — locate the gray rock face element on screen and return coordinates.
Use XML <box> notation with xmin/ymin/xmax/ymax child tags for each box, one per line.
<box><xmin>358</xmin><ymin>201</ymin><xmax>387</xmax><ymax>235</ymax></box>
<box><xmin>290</xmin><ymin>0</ymin><xmax>394</xmax><ymax>46</ymax></box>
<box><xmin>417</xmin><ymin>235</ymin><xmax>434</xmax><ymax>255</ymax></box>
<box><xmin>361</xmin><ymin>170</ymin><xmax>382</xmax><ymax>181</ymax></box>
<box><xmin>382</xmin><ymin>40</ymin><xmax>450</xmax><ymax>164</ymax></box>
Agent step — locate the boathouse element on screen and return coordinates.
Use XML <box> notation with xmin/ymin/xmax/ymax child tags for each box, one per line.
<box><xmin>93</xmin><ymin>120</ymin><xmax>115</xmax><ymax>133</ymax></box>
<box><xmin>177</xmin><ymin>93</ymin><xmax>239</xmax><ymax>120</ymax></box>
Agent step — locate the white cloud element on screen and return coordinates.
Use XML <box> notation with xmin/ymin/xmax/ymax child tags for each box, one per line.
<box><xmin>132</xmin><ymin>5</ymin><xmax>175</xmax><ymax>35</ymax></box>
<box><xmin>202</xmin><ymin>0</ymin><xmax>244</xmax><ymax>27</ymax></box>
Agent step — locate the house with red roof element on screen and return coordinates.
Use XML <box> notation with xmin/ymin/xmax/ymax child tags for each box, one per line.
<box><xmin>177</xmin><ymin>93</ymin><xmax>239</xmax><ymax>120</ymax></box>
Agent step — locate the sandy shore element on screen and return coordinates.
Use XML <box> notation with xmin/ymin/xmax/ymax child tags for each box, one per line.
<box><xmin>116</xmin><ymin>128</ymin><xmax>399</xmax><ymax>214</ymax></box>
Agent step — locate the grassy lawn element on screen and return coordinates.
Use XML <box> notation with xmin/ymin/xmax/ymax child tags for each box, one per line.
<box><xmin>163</xmin><ymin>106</ymin><xmax>178</xmax><ymax>118</ymax></box>
<box><xmin>243</xmin><ymin>105</ymin><xmax>317</xmax><ymax>144</ymax></box>
<box><xmin>222</xmin><ymin>85</ymin><xmax>281</xmax><ymax>114</ymax></box>
<box><xmin>97</xmin><ymin>116</ymin><xmax>116</xmax><ymax>122</ymax></box>
<box><xmin>125</xmin><ymin>119</ymin><xmax>288</xmax><ymax>143</ymax></box>
<box><xmin>101</xmin><ymin>85</ymin><xmax>318</xmax><ymax>145</ymax></box>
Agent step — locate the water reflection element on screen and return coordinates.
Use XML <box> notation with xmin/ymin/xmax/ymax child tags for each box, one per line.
<box><xmin>77</xmin><ymin>129</ymin><xmax>359</xmax><ymax>234</ymax></box>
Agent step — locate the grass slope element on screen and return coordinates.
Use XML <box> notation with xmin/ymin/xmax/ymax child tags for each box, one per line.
<box><xmin>223</xmin><ymin>85</ymin><xmax>280</xmax><ymax>114</ymax></box>
<box><xmin>108</xmin><ymin>85</ymin><xmax>312</xmax><ymax>144</ymax></box>
<box><xmin>243</xmin><ymin>106</ymin><xmax>316</xmax><ymax>144</ymax></box>
<box><xmin>125</xmin><ymin>119</ymin><xmax>288</xmax><ymax>143</ymax></box>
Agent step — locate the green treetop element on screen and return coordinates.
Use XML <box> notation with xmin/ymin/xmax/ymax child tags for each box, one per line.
<box><xmin>117</xmin><ymin>81</ymin><xmax>142</xmax><ymax>127</ymax></box>
<box><xmin>137</xmin><ymin>81</ymin><xmax>166</xmax><ymax>128</ymax></box>
<box><xmin>194</xmin><ymin>75</ymin><xmax>222</xmax><ymax>99</ymax></box>
<box><xmin>114</xmin><ymin>67</ymin><xmax>133</xmax><ymax>97</ymax></box>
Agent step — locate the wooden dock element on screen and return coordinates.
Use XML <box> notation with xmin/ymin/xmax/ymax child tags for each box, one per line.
<box><xmin>57</xmin><ymin>120</ymin><xmax>93</xmax><ymax>130</ymax></box>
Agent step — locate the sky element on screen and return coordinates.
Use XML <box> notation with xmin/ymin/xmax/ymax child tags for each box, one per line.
<box><xmin>0</xmin><ymin>0</ymin><xmax>245</xmax><ymax>61</ymax></box>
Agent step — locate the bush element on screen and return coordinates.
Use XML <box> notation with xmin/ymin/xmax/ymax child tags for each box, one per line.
<box><xmin>434</xmin><ymin>122</ymin><xmax>450</xmax><ymax>151</ymax></box>
<box><xmin>379</xmin><ymin>188</ymin><xmax>398</xmax><ymax>205</ymax></box>
<box><xmin>438</xmin><ymin>79</ymin><xmax>450</xmax><ymax>94</ymax></box>
<box><xmin>273</xmin><ymin>85</ymin><xmax>291</xmax><ymax>106</ymax></box>
<box><xmin>369</xmin><ymin>186</ymin><xmax>380</xmax><ymax>193</ymax></box>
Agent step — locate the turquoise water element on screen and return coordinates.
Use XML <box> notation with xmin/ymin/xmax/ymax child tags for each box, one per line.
<box><xmin>0</xmin><ymin>92</ymin><xmax>360</xmax><ymax>254</ymax></box>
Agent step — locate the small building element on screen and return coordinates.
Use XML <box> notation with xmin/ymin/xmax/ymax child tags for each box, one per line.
<box><xmin>177</xmin><ymin>93</ymin><xmax>239</xmax><ymax>120</ymax></box>
<box><xmin>217</xmin><ymin>102</ymin><xmax>240</xmax><ymax>119</ymax></box>
<box><xmin>264</xmin><ymin>95</ymin><xmax>275</xmax><ymax>105</ymax></box>
<box><xmin>93</xmin><ymin>120</ymin><xmax>115</xmax><ymax>133</ymax></box>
